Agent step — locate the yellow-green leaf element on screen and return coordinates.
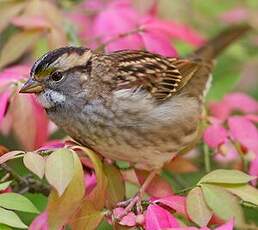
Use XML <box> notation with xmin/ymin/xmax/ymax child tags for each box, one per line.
<box><xmin>45</xmin><ymin>148</ymin><xmax>74</xmax><ymax>196</ymax></box>
<box><xmin>186</xmin><ymin>187</ymin><xmax>212</xmax><ymax>227</ymax></box>
<box><xmin>201</xmin><ymin>184</ymin><xmax>245</xmax><ymax>226</ymax></box>
<box><xmin>0</xmin><ymin>207</ymin><xmax>27</xmax><ymax>229</ymax></box>
<box><xmin>0</xmin><ymin>30</ymin><xmax>42</xmax><ymax>69</ymax></box>
<box><xmin>0</xmin><ymin>1</ymin><xmax>25</xmax><ymax>33</ymax></box>
<box><xmin>198</xmin><ymin>169</ymin><xmax>255</xmax><ymax>185</ymax></box>
<box><xmin>78</xmin><ymin>147</ymin><xmax>108</xmax><ymax>210</ymax></box>
<box><xmin>0</xmin><ymin>193</ymin><xmax>39</xmax><ymax>213</ymax></box>
<box><xmin>69</xmin><ymin>201</ymin><xmax>104</xmax><ymax>230</ymax></box>
<box><xmin>47</xmin><ymin>150</ymin><xmax>85</xmax><ymax>230</ymax></box>
<box><xmin>220</xmin><ymin>184</ymin><xmax>258</xmax><ymax>206</ymax></box>
<box><xmin>23</xmin><ymin>152</ymin><xmax>45</xmax><ymax>179</ymax></box>
<box><xmin>103</xmin><ymin>163</ymin><xmax>125</xmax><ymax>209</ymax></box>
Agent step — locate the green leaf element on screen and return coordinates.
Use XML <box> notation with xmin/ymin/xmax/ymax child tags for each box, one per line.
<box><xmin>0</xmin><ymin>207</ymin><xmax>27</xmax><ymax>229</ymax></box>
<box><xmin>207</xmin><ymin>55</ymin><xmax>241</xmax><ymax>100</ymax></box>
<box><xmin>47</xmin><ymin>150</ymin><xmax>85</xmax><ymax>230</ymax></box>
<box><xmin>0</xmin><ymin>224</ymin><xmax>13</xmax><ymax>230</ymax></box>
<box><xmin>220</xmin><ymin>184</ymin><xmax>258</xmax><ymax>206</ymax></box>
<box><xmin>0</xmin><ymin>181</ymin><xmax>12</xmax><ymax>191</ymax></box>
<box><xmin>0</xmin><ymin>193</ymin><xmax>39</xmax><ymax>213</ymax></box>
<box><xmin>103</xmin><ymin>163</ymin><xmax>125</xmax><ymax>209</ymax></box>
<box><xmin>0</xmin><ymin>30</ymin><xmax>43</xmax><ymax>69</ymax></box>
<box><xmin>186</xmin><ymin>187</ymin><xmax>212</xmax><ymax>227</ymax></box>
<box><xmin>45</xmin><ymin>148</ymin><xmax>75</xmax><ymax>196</ymax></box>
<box><xmin>23</xmin><ymin>152</ymin><xmax>45</xmax><ymax>179</ymax></box>
<box><xmin>201</xmin><ymin>184</ymin><xmax>245</xmax><ymax>225</ymax></box>
<box><xmin>198</xmin><ymin>169</ymin><xmax>255</xmax><ymax>185</ymax></box>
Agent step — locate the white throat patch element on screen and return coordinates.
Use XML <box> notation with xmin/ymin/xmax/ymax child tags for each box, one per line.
<box><xmin>36</xmin><ymin>89</ymin><xmax>66</xmax><ymax>109</ymax></box>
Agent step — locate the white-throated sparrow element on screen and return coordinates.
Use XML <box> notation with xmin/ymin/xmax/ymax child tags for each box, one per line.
<box><xmin>20</xmin><ymin>24</ymin><xmax>250</xmax><ymax>212</ymax></box>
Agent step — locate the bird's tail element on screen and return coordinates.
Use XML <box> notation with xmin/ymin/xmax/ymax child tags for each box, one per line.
<box><xmin>190</xmin><ymin>24</ymin><xmax>251</xmax><ymax>60</ymax></box>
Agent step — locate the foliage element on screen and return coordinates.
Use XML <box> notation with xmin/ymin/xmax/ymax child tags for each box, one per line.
<box><xmin>0</xmin><ymin>0</ymin><xmax>258</xmax><ymax>229</ymax></box>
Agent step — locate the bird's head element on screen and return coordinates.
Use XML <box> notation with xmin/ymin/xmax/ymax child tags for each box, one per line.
<box><xmin>20</xmin><ymin>47</ymin><xmax>92</xmax><ymax>108</ymax></box>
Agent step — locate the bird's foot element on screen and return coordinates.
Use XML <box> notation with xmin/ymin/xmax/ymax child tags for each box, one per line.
<box><xmin>114</xmin><ymin>192</ymin><xmax>143</xmax><ymax>221</ymax></box>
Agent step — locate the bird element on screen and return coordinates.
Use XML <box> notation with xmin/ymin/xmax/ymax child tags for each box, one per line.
<box><xmin>20</xmin><ymin>24</ymin><xmax>250</xmax><ymax>214</ymax></box>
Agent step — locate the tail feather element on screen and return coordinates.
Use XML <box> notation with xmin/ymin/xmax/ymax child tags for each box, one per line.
<box><xmin>189</xmin><ymin>24</ymin><xmax>251</xmax><ymax>60</ymax></box>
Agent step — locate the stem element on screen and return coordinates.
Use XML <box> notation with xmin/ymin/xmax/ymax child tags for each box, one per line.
<box><xmin>203</xmin><ymin>144</ymin><xmax>211</xmax><ymax>173</ymax></box>
<box><xmin>0</xmin><ymin>163</ymin><xmax>27</xmax><ymax>184</ymax></box>
<box><xmin>175</xmin><ymin>186</ymin><xmax>195</xmax><ymax>195</ymax></box>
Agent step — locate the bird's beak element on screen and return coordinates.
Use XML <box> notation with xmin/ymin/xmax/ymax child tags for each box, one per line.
<box><xmin>19</xmin><ymin>79</ymin><xmax>43</xmax><ymax>94</ymax></box>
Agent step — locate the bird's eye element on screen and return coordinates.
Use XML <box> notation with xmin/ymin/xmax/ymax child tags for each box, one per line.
<box><xmin>51</xmin><ymin>72</ymin><xmax>63</xmax><ymax>82</ymax></box>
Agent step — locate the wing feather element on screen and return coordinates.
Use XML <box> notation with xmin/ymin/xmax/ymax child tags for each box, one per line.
<box><xmin>109</xmin><ymin>50</ymin><xmax>203</xmax><ymax>100</ymax></box>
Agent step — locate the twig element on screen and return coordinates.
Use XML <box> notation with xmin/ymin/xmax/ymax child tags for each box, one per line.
<box><xmin>0</xmin><ymin>163</ymin><xmax>50</xmax><ymax>196</ymax></box>
<box><xmin>94</xmin><ymin>27</ymin><xmax>145</xmax><ymax>52</ymax></box>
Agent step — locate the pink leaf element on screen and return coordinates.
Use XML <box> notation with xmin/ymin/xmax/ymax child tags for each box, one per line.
<box><xmin>0</xmin><ymin>91</ymin><xmax>11</xmax><ymax>126</ymax></box>
<box><xmin>31</xmin><ymin>97</ymin><xmax>49</xmax><ymax>148</ymax></box>
<box><xmin>113</xmin><ymin>207</ymin><xmax>136</xmax><ymax>227</ymax></box>
<box><xmin>142</xmin><ymin>18</ymin><xmax>204</xmax><ymax>46</ymax></box>
<box><xmin>154</xmin><ymin>195</ymin><xmax>187</xmax><ymax>216</ymax></box>
<box><xmin>209</xmin><ymin>102</ymin><xmax>231</xmax><ymax>121</ymax></box>
<box><xmin>145</xmin><ymin>204</ymin><xmax>180</xmax><ymax>230</ymax></box>
<box><xmin>0</xmin><ymin>65</ymin><xmax>30</xmax><ymax>87</ymax></box>
<box><xmin>244</xmin><ymin>114</ymin><xmax>258</xmax><ymax>123</ymax></box>
<box><xmin>215</xmin><ymin>219</ymin><xmax>234</xmax><ymax>230</ymax></box>
<box><xmin>220</xmin><ymin>8</ymin><xmax>248</xmax><ymax>23</ymax></box>
<box><xmin>29</xmin><ymin>212</ymin><xmax>49</xmax><ymax>230</ymax></box>
<box><xmin>224</xmin><ymin>93</ymin><xmax>258</xmax><ymax>114</ymax></box>
<box><xmin>93</xmin><ymin>1</ymin><xmax>143</xmax><ymax>51</ymax></box>
<box><xmin>84</xmin><ymin>172</ymin><xmax>97</xmax><ymax>195</ymax></box>
<box><xmin>203</xmin><ymin>124</ymin><xmax>228</xmax><ymax>149</ymax></box>
<box><xmin>163</xmin><ymin>228</ymin><xmax>199</xmax><ymax>230</ymax></box>
<box><xmin>12</xmin><ymin>16</ymin><xmax>50</xmax><ymax>29</ymax></box>
<box><xmin>209</xmin><ymin>93</ymin><xmax>258</xmax><ymax>120</ymax></box>
<box><xmin>38</xmin><ymin>140</ymin><xmax>65</xmax><ymax>151</ymax></box>
<box><xmin>228</xmin><ymin>116</ymin><xmax>258</xmax><ymax>154</ymax></box>
<box><xmin>249</xmin><ymin>156</ymin><xmax>258</xmax><ymax>186</ymax></box>
<box><xmin>140</xmin><ymin>30</ymin><xmax>177</xmax><ymax>56</ymax></box>
<box><xmin>214</xmin><ymin>141</ymin><xmax>238</xmax><ymax>163</ymax></box>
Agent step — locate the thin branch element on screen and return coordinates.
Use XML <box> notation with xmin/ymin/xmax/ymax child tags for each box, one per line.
<box><xmin>94</xmin><ymin>27</ymin><xmax>145</xmax><ymax>52</ymax></box>
<box><xmin>0</xmin><ymin>163</ymin><xmax>50</xmax><ymax>196</ymax></box>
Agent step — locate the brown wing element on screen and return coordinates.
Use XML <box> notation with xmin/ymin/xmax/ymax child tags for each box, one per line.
<box><xmin>109</xmin><ymin>50</ymin><xmax>202</xmax><ymax>100</ymax></box>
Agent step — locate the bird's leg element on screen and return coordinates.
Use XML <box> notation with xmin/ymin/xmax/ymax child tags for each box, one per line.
<box><xmin>115</xmin><ymin>170</ymin><xmax>158</xmax><ymax>220</ymax></box>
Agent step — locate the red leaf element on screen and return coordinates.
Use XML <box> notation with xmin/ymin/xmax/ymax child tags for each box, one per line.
<box><xmin>215</xmin><ymin>218</ymin><xmax>234</xmax><ymax>230</ymax></box>
<box><xmin>145</xmin><ymin>204</ymin><xmax>180</xmax><ymax>230</ymax></box>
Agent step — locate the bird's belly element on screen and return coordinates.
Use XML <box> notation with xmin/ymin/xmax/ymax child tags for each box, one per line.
<box><xmin>65</xmin><ymin>114</ymin><xmax>199</xmax><ymax>170</ymax></box>
<box><xmin>47</xmin><ymin>92</ymin><xmax>201</xmax><ymax>170</ymax></box>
